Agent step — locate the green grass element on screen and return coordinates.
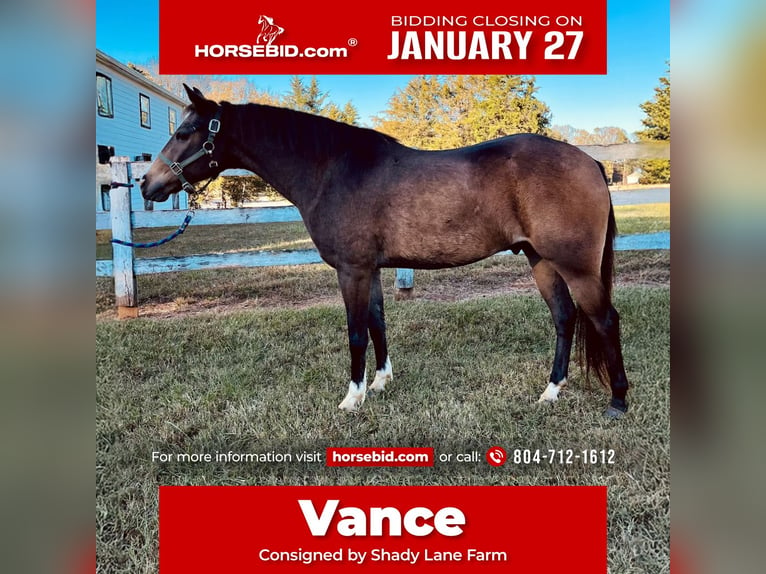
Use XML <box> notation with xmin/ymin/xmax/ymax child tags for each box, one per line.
<box><xmin>613</xmin><ymin>202</ymin><xmax>670</xmax><ymax>235</ymax></box>
<box><xmin>97</xmin><ymin>287</ymin><xmax>669</xmax><ymax>573</ymax></box>
<box><xmin>96</xmin><ymin>221</ymin><xmax>312</xmax><ymax>261</ymax></box>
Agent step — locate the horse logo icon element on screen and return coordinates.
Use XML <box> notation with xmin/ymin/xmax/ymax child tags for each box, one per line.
<box><xmin>257</xmin><ymin>15</ymin><xmax>285</xmax><ymax>46</ymax></box>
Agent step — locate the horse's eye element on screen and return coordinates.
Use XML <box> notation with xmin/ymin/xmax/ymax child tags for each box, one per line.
<box><xmin>174</xmin><ymin>124</ymin><xmax>197</xmax><ymax>141</ymax></box>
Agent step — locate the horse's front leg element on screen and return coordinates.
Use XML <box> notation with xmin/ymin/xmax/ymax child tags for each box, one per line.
<box><xmin>368</xmin><ymin>270</ymin><xmax>392</xmax><ymax>393</ymax></box>
<box><xmin>337</xmin><ymin>267</ymin><xmax>372</xmax><ymax>412</ymax></box>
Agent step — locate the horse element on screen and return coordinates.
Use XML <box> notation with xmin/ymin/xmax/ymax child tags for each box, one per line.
<box><xmin>141</xmin><ymin>84</ymin><xmax>630</xmax><ymax>419</ymax></box>
<box><xmin>257</xmin><ymin>15</ymin><xmax>284</xmax><ymax>46</ymax></box>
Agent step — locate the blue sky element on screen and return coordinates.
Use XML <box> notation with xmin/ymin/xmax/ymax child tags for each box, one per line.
<box><xmin>96</xmin><ymin>0</ymin><xmax>669</xmax><ymax>135</ymax></box>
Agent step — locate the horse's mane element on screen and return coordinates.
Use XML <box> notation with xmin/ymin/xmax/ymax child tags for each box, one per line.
<box><xmin>228</xmin><ymin>102</ymin><xmax>399</xmax><ymax>166</ymax></box>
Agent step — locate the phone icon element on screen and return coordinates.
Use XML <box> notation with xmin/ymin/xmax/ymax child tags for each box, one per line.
<box><xmin>486</xmin><ymin>446</ymin><xmax>507</xmax><ymax>467</ymax></box>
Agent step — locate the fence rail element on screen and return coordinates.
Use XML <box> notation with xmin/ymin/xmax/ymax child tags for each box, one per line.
<box><xmin>95</xmin><ymin>205</ymin><xmax>303</xmax><ymax>230</ymax></box>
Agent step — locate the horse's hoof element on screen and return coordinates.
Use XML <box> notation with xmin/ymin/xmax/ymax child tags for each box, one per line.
<box><xmin>603</xmin><ymin>405</ymin><xmax>626</xmax><ymax>419</ymax></box>
<box><xmin>368</xmin><ymin>372</ymin><xmax>391</xmax><ymax>393</ymax></box>
<box><xmin>338</xmin><ymin>381</ymin><xmax>366</xmax><ymax>412</ymax></box>
<box><xmin>537</xmin><ymin>379</ymin><xmax>567</xmax><ymax>403</ymax></box>
<box><xmin>368</xmin><ymin>379</ymin><xmax>387</xmax><ymax>393</ymax></box>
<box><xmin>368</xmin><ymin>358</ymin><xmax>392</xmax><ymax>393</ymax></box>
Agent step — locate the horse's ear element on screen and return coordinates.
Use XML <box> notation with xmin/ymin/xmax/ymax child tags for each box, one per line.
<box><xmin>183</xmin><ymin>83</ymin><xmax>211</xmax><ymax>110</ymax></box>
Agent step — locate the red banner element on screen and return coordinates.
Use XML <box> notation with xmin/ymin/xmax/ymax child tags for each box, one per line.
<box><xmin>159</xmin><ymin>0</ymin><xmax>606</xmax><ymax>74</ymax></box>
<box><xmin>159</xmin><ymin>485</ymin><xmax>606</xmax><ymax>573</ymax></box>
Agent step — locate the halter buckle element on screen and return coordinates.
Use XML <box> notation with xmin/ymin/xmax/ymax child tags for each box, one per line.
<box><xmin>182</xmin><ymin>182</ymin><xmax>196</xmax><ymax>194</ymax></box>
<box><xmin>170</xmin><ymin>162</ymin><xmax>183</xmax><ymax>176</ymax></box>
<box><xmin>202</xmin><ymin>141</ymin><xmax>215</xmax><ymax>154</ymax></box>
<box><xmin>209</xmin><ymin>160</ymin><xmax>219</xmax><ymax>169</ymax></box>
<box><xmin>209</xmin><ymin>118</ymin><xmax>221</xmax><ymax>134</ymax></box>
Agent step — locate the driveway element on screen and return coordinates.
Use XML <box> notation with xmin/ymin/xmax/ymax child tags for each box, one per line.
<box><xmin>611</xmin><ymin>187</ymin><xmax>669</xmax><ymax>205</ymax></box>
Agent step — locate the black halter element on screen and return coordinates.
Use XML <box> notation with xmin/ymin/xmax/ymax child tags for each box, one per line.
<box><xmin>158</xmin><ymin>107</ymin><xmax>222</xmax><ymax>195</ymax></box>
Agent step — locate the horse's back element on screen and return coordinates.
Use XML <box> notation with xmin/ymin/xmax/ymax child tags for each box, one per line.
<box><xmin>371</xmin><ymin>134</ymin><xmax>610</xmax><ymax>269</ymax></box>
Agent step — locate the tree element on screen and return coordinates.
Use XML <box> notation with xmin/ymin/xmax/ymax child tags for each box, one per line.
<box><xmin>324</xmin><ymin>101</ymin><xmax>359</xmax><ymax>125</ymax></box>
<box><xmin>637</xmin><ymin>71</ymin><xmax>670</xmax><ymax>141</ymax></box>
<box><xmin>280</xmin><ymin>76</ymin><xmax>359</xmax><ymax>124</ymax></box>
<box><xmin>372</xmin><ymin>76</ymin><xmax>449</xmax><ymax>149</ymax></box>
<box><xmin>637</xmin><ymin>65</ymin><xmax>670</xmax><ymax>184</ymax></box>
<box><xmin>206</xmin><ymin>78</ymin><xmax>251</xmax><ymax>103</ymax></box>
<box><xmin>203</xmin><ymin>176</ymin><xmax>280</xmax><ymax>207</ymax></box>
<box><xmin>550</xmin><ymin>125</ymin><xmax>629</xmax><ymax>145</ymax></box>
<box><xmin>279</xmin><ymin>76</ymin><xmax>359</xmax><ymax>124</ymax></box>
<box><xmin>551</xmin><ymin>124</ymin><xmax>589</xmax><ymax>144</ymax></box>
<box><xmin>374</xmin><ymin>75</ymin><xmax>550</xmax><ymax>149</ymax></box>
<box><xmin>464</xmin><ymin>75</ymin><xmax>551</xmax><ymax>143</ymax></box>
<box><xmin>551</xmin><ymin>124</ymin><xmax>591</xmax><ymax>145</ymax></box>
<box><xmin>282</xmin><ymin>76</ymin><xmax>327</xmax><ymax>114</ymax></box>
<box><xmin>591</xmin><ymin>126</ymin><xmax>630</xmax><ymax>145</ymax></box>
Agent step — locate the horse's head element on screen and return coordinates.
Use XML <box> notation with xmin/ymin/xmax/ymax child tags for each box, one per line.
<box><xmin>141</xmin><ymin>84</ymin><xmax>227</xmax><ymax>203</ymax></box>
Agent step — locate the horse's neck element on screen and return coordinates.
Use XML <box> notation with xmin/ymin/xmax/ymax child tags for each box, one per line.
<box><xmin>228</xmin><ymin>107</ymin><xmax>321</xmax><ymax>209</ymax></box>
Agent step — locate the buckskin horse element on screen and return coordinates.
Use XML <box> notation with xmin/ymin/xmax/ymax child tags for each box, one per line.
<box><xmin>141</xmin><ymin>85</ymin><xmax>630</xmax><ymax>418</ymax></box>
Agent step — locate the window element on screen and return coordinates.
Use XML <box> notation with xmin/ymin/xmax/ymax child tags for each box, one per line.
<box><xmin>97</xmin><ymin>144</ymin><xmax>114</xmax><ymax>164</ymax></box>
<box><xmin>96</xmin><ymin>73</ymin><xmax>113</xmax><ymax>118</ymax></box>
<box><xmin>168</xmin><ymin>107</ymin><xmax>177</xmax><ymax>134</ymax></box>
<box><xmin>100</xmin><ymin>184</ymin><xmax>111</xmax><ymax>211</ymax></box>
<box><xmin>139</xmin><ymin>94</ymin><xmax>151</xmax><ymax>128</ymax></box>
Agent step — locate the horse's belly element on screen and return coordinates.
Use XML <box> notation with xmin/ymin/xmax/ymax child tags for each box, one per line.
<box><xmin>383</xmin><ymin>228</ymin><xmax>507</xmax><ymax>269</ymax></box>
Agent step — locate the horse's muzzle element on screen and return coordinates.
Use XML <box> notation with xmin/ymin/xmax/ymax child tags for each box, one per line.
<box><xmin>140</xmin><ymin>174</ymin><xmax>174</xmax><ymax>202</ymax></box>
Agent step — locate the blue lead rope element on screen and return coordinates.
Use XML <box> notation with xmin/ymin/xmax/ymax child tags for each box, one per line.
<box><xmin>111</xmin><ymin>211</ymin><xmax>194</xmax><ymax>248</ymax></box>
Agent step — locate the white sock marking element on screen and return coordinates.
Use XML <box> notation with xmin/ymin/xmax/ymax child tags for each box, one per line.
<box><xmin>338</xmin><ymin>380</ymin><xmax>366</xmax><ymax>412</ymax></box>
<box><xmin>538</xmin><ymin>378</ymin><xmax>567</xmax><ymax>403</ymax></box>
<box><xmin>369</xmin><ymin>356</ymin><xmax>392</xmax><ymax>393</ymax></box>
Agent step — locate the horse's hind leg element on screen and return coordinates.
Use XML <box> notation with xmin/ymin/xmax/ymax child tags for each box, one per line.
<box><xmin>368</xmin><ymin>270</ymin><xmax>392</xmax><ymax>393</ymax></box>
<box><xmin>529</xmin><ymin>257</ymin><xmax>577</xmax><ymax>403</ymax></box>
<box><xmin>555</xmin><ymin>271</ymin><xmax>630</xmax><ymax>417</ymax></box>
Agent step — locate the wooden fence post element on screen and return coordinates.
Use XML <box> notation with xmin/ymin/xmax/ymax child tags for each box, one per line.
<box><xmin>394</xmin><ymin>268</ymin><xmax>414</xmax><ymax>300</ymax></box>
<box><xmin>110</xmin><ymin>157</ymin><xmax>139</xmax><ymax>318</ymax></box>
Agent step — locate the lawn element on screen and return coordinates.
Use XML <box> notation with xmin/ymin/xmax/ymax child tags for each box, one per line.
<box><xmin>96</xmin><ymin>201</ymin><xmax>670</xmax><ymax>573</ymax></box>
<box><xmin>613</xmin><ymin>202</ymin><xmax>670</xmax><ymax>235</ymax></box>
<box><xmin>97</xmin><ymin>288</ymin><xmax>669</xmax><ymax>573</ymax></box>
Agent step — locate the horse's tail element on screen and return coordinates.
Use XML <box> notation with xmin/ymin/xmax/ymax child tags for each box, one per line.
<box><xmin>575</xmin><ymin>162</ymin><xmax>616</xmax><ymax>389</ymax></box>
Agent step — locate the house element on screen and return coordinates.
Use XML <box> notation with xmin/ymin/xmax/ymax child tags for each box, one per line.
<box><xmin>626</xmin><ymin>170</ymin><xmax>643</xmax><ymax>185</ymax></box>
<box><xmin>96</xmin><ymin>49</ymin><xmax>188</xmax><ymax>212</ymax></box>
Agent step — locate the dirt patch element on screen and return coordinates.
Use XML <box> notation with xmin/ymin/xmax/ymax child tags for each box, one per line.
<box><xmin>96</xmin><ymin>263</ymin><xmax>668</xmax><ymax>321</ymax></box>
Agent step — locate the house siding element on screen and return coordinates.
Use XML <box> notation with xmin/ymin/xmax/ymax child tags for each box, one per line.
<box><xmin>96</xmin><ymin>51</ymin><xmax>188</xmax><ymax>212</ymax></box>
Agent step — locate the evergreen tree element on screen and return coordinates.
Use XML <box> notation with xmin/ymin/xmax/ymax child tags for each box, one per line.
<box><xmin>637</xmin><ymin>65</ymin><xmax>670</xmax><ymax>183</ymax></box>
<box><xmin>283</xmin><ymin>76</ymin><xmax>328</xmax><ymax>114</ymax></box>
<box><xmin>281</xmin><ymin>76</ymin><xmax>359</xmax><ymax>125</ymax></box>
<box><xmin>637</xmin><ymin>71</ymin><xmax>670</xmax><ymax>141</ymax></box>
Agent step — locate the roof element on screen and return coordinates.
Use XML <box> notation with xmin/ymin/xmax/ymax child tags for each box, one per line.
<box><xmin>96</xmin><ymin>49</ymin><xmax>187</xmax><ymax>108</ymax></box>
